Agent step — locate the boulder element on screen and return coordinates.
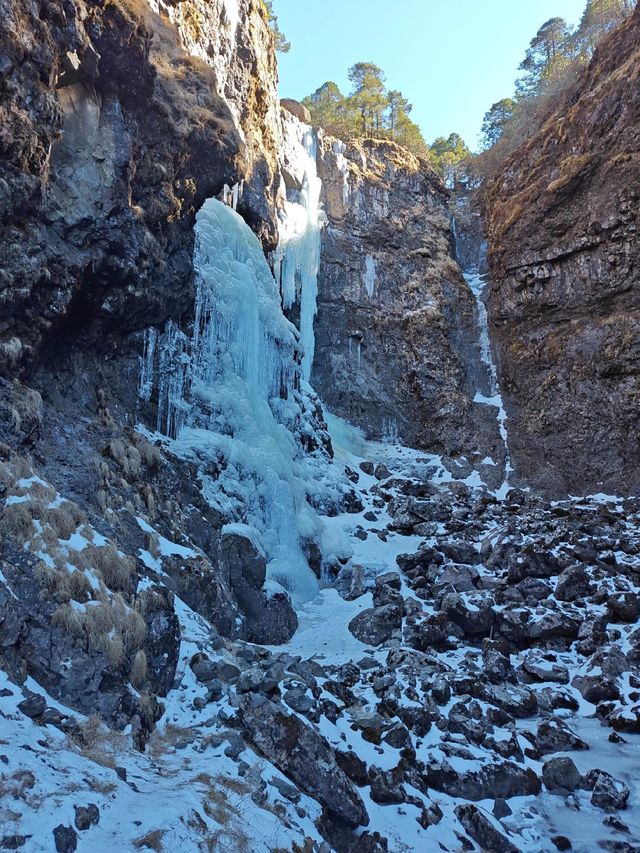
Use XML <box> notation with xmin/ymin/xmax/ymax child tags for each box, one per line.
<box><xmin>590</xmin><ymin>770</ymin><xmax>630</xmax><ymax>811</ymax></box>
<box><xmin>53</xmin><ymin>826</ymin><xmax>77</xmax><ymax>853</ymax></box>
<box><xmin>420</xmin><ymin>757</ymin><xmax>541</xmax><ymax>800</ymax></box>
<box><xmin>239</xmin><ymin>696</ymin><xmax>369</xmax><ymax>826</ymax></box>
<box><xmin>348</xmin><ymin>604</ymin><xmax>402</xmax><ymax>646</ymax></box>
<box><xmin>542</xmin><ymin>757</ymin><xmax>581</xmax><ymax>792</ymax></box>
<box><xmin>555</xmin><ymin>565</ymin><xmax>593</xmax><ymax>602</ymax></box>
<box><xmin>455</xmin><ymin>804</ymin><xmax>520</xmax><ymax>853</ymax></box>
<box><xmin>280</xmin><ymin>98</ymin><xmax>312</xmax><ymax>124</ymax></box>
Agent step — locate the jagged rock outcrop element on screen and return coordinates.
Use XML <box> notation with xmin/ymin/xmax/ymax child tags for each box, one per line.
<box><xmin>313</xmin><ymin>134</ymin><xmax>503</xmax><ymax>469</ymax></box>
<box><xmin>0</xmin><ymin>0</ymin><xmax>280</xmax><ymax>370</ymax></box>
<box><xmin>483</xmin><ymin>6</ymin><xmax>640</xmax><ymax>495</ymax></box>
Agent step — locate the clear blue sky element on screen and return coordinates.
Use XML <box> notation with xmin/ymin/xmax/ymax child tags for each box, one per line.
<box><xmin>272</xmin><ymin>0</ymin><xmax>587</xmax><ymax>150</ymax></box>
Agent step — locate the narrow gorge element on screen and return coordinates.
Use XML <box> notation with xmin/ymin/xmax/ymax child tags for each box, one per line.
<box><xmin>0</xmin><ymin>2</ymin><xmax>639</xmax><ymax>852</ymax></box>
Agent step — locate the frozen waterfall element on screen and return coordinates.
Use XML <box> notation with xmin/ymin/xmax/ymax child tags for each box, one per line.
<box><xmin>465</xmin><ymin>270</ymin><xmax>514</xmax><ymax>486</ymax></box>
<box><xmin>145</xmin><ymin>198</ymin><xmax>338</xmax><ymax>602</ymax></box>
<box><xmin>274</xmin><ymin>113</ymin><xmax>325</xmax><ymax>382</ymax></box>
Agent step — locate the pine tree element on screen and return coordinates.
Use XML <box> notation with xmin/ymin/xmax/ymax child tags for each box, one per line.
<box><xmin>575</xmin><ymin>0</ymin><xmax>634</xmax><ymax>57</ymax></box>
<box><xmin>263</xmin><ymin>0</ymin><xmax>290</xmax><ymax>53</ymax></box>
<box><xmin>347</xmin><ymin>62</ymin><xmax>388</xmax><ymax>136</ymax></box>
<box><xmin>301</xmin><ymin>63</ymin><xmax>432</xmax><ymax>160</ymax></box>
<box><xmin>302</xmin><ymin>82</ymin><xmax>354</xmax><ymax>138</ymax></box>
<box><xmin>516</xmin><ymin>17</ymin><xmax>572</xmax><ymax>98</ymax></box>
<box><xmin>480</xmin><ymin>99</ymin><xmax>516</xmax><ymax>148</ymax></box>
<box><xmin>430</xmin><ymin>134</ymin><xmax>471</xmax><ymax>187</ymax></box>
<box><xmin>386</xmin><ymin>90</ymin><xmax>412</xmax><ymax>136</ymax></box>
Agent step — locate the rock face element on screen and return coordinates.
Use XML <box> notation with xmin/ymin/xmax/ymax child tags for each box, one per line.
<box><xmin>0</xmin><ymin>0</ymin><xmax>291</xmax><ymax>734</ymax></box>
<box><xmin>483</xmin><ymin>7</ymin><xmax>640</xmax><ymax>495</ymax></box>
<box><xmin>313</xmin><ymin>135</ymin><xmax>502</xmax><ymax>465</ymax></box>
<box><xmin>0</xmin><ymin>0</ymin><xmax>280</xmax><ymax>370</ymax></box>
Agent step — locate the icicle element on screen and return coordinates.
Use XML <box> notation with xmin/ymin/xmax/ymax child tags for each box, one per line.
<box><xmin>138</xmin><ymin>327</ymin><xmax>157</xmax><ymax>402</ymax></box>
<box><xmin>156</xmin><ymin>322</ymin><xmax>191</xmax><ymax>438</ymax></box>
<box><xmin>274</xmin><ymin>113</ymin><xmax>325</xmax><ymax>382</ymax></box>
<box><xmin>363</xmin><ymin>255</ymin><xmax>376</xmax><ymax>298</ymax></box>
<box><xmin>381</xmin><ymin>417</ymin><xmax>399</xmax><ymax>444</ymax></box>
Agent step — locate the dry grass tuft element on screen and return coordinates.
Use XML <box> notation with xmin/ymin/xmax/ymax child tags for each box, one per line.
<box><xmin>52</xmin><ymin>603</ymin><xmax>86</xmax><ymax>640</ymax></box>
<box><xmin>131</xmin><ymin>433</ymin><xmax>163</xmax><ymax>471</ymax></box>
<box><xmin>105</xmin><ymin>438</ymin><xmax>142</xmax><ymax>481</ymax></box>
<box><xmin>130</xmin><ymin>650</ymin><xmax>149</xmax><ymax>690</ymax></box>
<box><xmin>85</xmin><ymin>776</ymin><xmax>118</xmax><ymax>795</ymax></box>
<box><xmin>133</xmin><ymin>829</ymin><xmax>165</xmax><ymax>852</ymax></box>
<box><xmin>0</xmin><ymin>502</ymin><xmax>34</xmax><ymax>541</ymax></box>
<box><xmin>41</xmin><ymin>501</ymin><xmax>86</xmax><ymax>539</ymax></box>
<box><xmin>81</xmin><ymin>544</ymin><xmax>136</xmax><ymax>592</ymax></box>
<box><xmin>34</xmin><ymin>562</ymin><xmax>92</xmax><ymax>604</ymax></box>
<box><xmin>69</xmin><ymin>714</ymin><xmax>127</xmax><ymax>769</ymax></box>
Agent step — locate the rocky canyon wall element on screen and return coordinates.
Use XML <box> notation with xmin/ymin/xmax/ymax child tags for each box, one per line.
<box><xmin>311</xmin><ymin>132</ymin><xmax>505</xmax><ymax>478</ymax></box>
<box><xmin>483</xmin><ymin>5</ymin><xmax>640</xmax><ymax>496</ymax></box>
<box><xmin>0</xmin><ymin>0</ymin><xmax>295</xmax><ymax>729</ymax></box>
<box><xmin>0</xmin><ymin>0</ymin><xmax>281</xmax><ymax>370</ymax></box>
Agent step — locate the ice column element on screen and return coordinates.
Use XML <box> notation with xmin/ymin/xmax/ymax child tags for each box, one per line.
<box><xmin>274</xmin><ymin>113</ymin><xmax>325</xmax><ymax>382</ymax></box>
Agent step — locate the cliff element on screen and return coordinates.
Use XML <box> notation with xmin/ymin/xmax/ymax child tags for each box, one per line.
<box><xmin>312</xmin><ymin>133</ymin><xmax>505</xmax><ymax>479</ymax></box>
<box><xmin>0</xmin><ymin>0</ymin><xmax>294</xmax><ymax>731</ymax></box>
<box><xmin>0</xmin><ymin>0</ymin><xmax>280</xmax><ymax>370</ymax></box>
<box><xmin>483</xmin><ymin>6</ymin><xmax>640</xmax><ymax>495</ymax></box>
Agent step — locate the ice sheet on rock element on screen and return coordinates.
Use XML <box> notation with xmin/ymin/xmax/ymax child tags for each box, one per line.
<box><xmin>274</xmin><ymin>111</ymin><xmax>325</xmax><ymax>381</ymax></box>
<box><xmin>138</xmin><ymin>326</ymin><xmax>157</xmax><ymax>402</ymax></box>
<box><xmin>332</xmin><ymin>139</ymin><xmax>351</xmax><ymax>205</ymax></box>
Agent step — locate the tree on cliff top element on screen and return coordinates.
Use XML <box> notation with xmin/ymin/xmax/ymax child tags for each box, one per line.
<box><xmin>302</xmin><ymin>63</ymin><xmax>430</xmax><ymax>158</ymax></box>
<box><xmin>516</xmin><ymin>17</ymin><xmax>573</xmax><ymax>98</ymax></box>
<box><xmin>480</xmin><ymin>99</ymin><xmax>516</xmax><ymax>149</ymax></box>
<box><xmin>575</xmin><ymin>0</ymin><xmax>635</xmax><ymax>56</ymax></box>
<box><xmin>263</xmin><ymin>0</ymin><xmax>290</xmax><ymax>53</ymax></box>
<box><xmin>348</xmin><ymin>62</ymin><xmax>389</xmax><ymax>136</ymax></box>
<box><xmin>430</xmin><ymin>134</ymin><xmax>471</xmax><ymax>187</ymax></box>
<box><xmin>474</xmin><ymin>0</ymin><xmax>635</xmax><ymax>174</ymax></box>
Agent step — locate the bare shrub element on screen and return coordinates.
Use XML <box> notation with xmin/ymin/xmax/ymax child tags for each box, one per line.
<box><xmin>0</xmin><ymin>337</ymin><xmax>23</xmax><ymax>367</ymax></box>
